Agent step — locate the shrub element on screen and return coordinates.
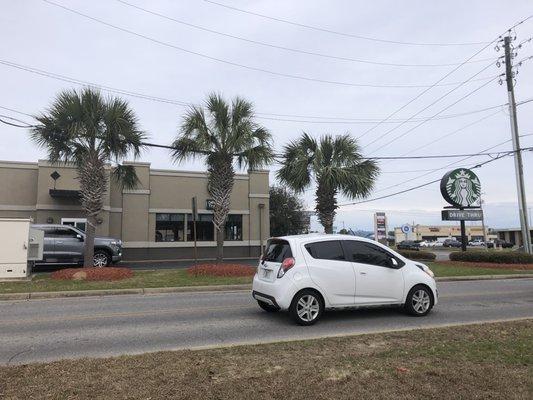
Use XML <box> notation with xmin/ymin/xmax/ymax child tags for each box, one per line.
<box><xmin>449</xmin><ymin>251</ymin><xmax>533</xmax><ymax>264</ymax></box>
<box><xmin>187</xmin><ymin>263</ymin><xmax>256</xmax><ymax>277</ymax></box>
<box><xmin>397</xmin><ymin>250</ymin><xmax>436</xmax><ymax>261</ymax></box>
<box><xmin>51</xmin><ymin>267</ymin><xmax>134</xmax><ymax>281</ymax></box>
<box><xmin>440</xmin><ymin>261</ymin><xmax>533</xmax><ymax>270</ymax></box>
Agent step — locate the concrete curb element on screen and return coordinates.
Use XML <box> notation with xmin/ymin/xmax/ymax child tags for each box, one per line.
<box><xmin>0</xmin><ymin>274</ymin><xmax>531</xmax><ymax>301</ymax></box>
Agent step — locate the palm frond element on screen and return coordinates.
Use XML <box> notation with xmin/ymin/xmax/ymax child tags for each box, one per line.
<box><xmin>111</xmin><ymin>164</ymin><xmax>140</xmax><ymax>190</ymax></box>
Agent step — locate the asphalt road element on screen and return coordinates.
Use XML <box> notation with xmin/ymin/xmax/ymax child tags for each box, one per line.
<box><xmin>1</xmin><ymin>278</ymin><xmax>532</xmax><ymax>365</ymax></box>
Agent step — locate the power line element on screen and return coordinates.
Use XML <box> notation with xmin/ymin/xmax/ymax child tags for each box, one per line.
<box><xmin>2</xmin><ymin>109</ymin><xmax>531</xmax><ymax>162</ymax></box>
<box><xmin>354</xmin><ymin>16</ymin><xmax>531</xmax><ymax>142</ymax></box>
<box><xmin>0</xmin><ymin>59</ymin><xmax>508</xmax><ymax>124</ymax></box>
<box><xmin>363</xmin><ymin>67</ymin><xmax>500</xmax><ymax>153</ymax></box>
<box><xmin>338</xmin><ymin>148</ymin><xmax>532</xmax><ymax>206</ymax></box>
<box><xmin>40</xmin><ymin>0</ymin><xmax>499</xmax><ymax>89</ymax></box>
<box><xmin>203</xmin><ymin>0</ymin><xmax>492</xmax><ymax>47</ymax></box>
<box><xmin>115</xmin><ymin>0</ymin><xmax>495</xmax><ymax>68</ymax></box>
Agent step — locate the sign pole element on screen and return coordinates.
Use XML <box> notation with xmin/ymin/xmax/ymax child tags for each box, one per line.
<box><xmin>460</xmin><ymin>219</ymin><xmax>467</xmax><ymax>252</ymax></box>
<box><xmin>191</xmin><ymin>197</ymin><xmax>198</xmax><ymax>265</ymax></box>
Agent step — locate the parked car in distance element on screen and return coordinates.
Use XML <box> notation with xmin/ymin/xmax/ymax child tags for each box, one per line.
<box><xmin>252</xmin><ymin>234</ymin><xmax>437</xmax><ymax>325</ymax></box>
<box><xmin>417</xmin><ymin>240</ymin><xmax>430</xmax><ymax>247</ymax></box>
<box><xmin>468</xmin><ymin>239</ymin><xmax>485</xmax><ymax>247</ymax></box>
<box><xmin>443</xmin><ymin>239</ymin><xmax>462</xmax><ymax>248</ymax></box>
<box><xmin>487</xmin><ymin>239</ymin><xmax>514</xmax><ymax>249</ymax></box>
<box><xmin>32</xmin><ymin>224</ymin><xmax>122</xmax><ymax>267</ymax></box>
<box><xmin>396</xmin><ymin>240</ymin><xmax>420</xmax><ymax>251</ymax></box>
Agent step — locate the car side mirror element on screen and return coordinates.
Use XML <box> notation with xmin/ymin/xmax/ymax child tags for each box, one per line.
<box><xmin>76</xmin><ymin>234</ymin><xmax>84</xmax><ymax>242</ymax></box>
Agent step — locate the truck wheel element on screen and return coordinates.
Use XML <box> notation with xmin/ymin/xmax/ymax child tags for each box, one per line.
<box><xmin>93</xmin><ymin>251</ymin><xmax>109</xmax><ymax>268</ymax></box>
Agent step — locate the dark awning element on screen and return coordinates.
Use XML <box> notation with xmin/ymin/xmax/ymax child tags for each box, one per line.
<box><xmin>49</xmin><ymin>189</ymin><xmax>81</xmax><ymax>198</ymax></box>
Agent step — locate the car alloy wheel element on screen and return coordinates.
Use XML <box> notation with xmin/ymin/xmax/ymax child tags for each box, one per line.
<box><xmin>93</xmin><ymin>252</ymin><xmax>108</xmax><ymax>268</ymax></box>
<box><xmin>411</xmin><ymin>289</ymin><xmax>431</xmax><ymax>314</ymax></box>
<box><xmin>296</xmin><ymin>294</ymin><xmax>320</xmax><ymax>322</ymax></box>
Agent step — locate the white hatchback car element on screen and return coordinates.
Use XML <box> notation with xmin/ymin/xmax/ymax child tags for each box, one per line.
<box><xmin>252</xmin><ymin>234</ymin><xmax>437</xmax><ymax>325</ymax></box>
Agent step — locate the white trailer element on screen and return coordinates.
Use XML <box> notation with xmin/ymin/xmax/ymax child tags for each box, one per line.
<box><xmin>0</xmin><ymin>218</ymin><xmax>44</xmax><ymax>279</ymax></box>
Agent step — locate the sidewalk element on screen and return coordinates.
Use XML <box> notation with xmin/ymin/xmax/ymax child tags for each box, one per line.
<box><xmin>1</xmin><ymin>274</ymin><xmax>531</xmax><ymax>301</ymax></box>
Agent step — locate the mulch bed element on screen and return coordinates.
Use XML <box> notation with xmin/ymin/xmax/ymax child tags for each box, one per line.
<box><xmin>50</xmin><ymin>267</ymin><xmax>134</xmax><ymax>281</ymax></box>
<box><xmin>441</xmin><ymin>261</ymin><xmax>533</xmax><ymax>270</ymax></box>
<box><xmin>187</xmin><ymin>263</ymin><xmax>256</xmax><ymax>277</ymax></box>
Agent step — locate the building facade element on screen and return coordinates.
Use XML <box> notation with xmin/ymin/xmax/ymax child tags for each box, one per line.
<box><xmin>0</xmin><ymin>160</ymin><xmax>270</xmax><ymax>261</ymax></box>
<box><xmin>393</xmin><ymin>224</ymin><xmax>489</xmax><ymax>243</ymax></box>
<box><xmin>495</xmin><ymin>228</ymin><xmax>533</xmax><ymax>246</ymax></box>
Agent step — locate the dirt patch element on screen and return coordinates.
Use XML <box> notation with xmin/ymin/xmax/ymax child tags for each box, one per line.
<box><xmin>0</xmin><ymin>320</ymin><xmax>531</xmax><ymax>399</ymax></box>
<box><xmin>440</xmin><ymin>261</ymin><xmax>533</xmax><ymax>270</ymax></box>
<box><xmin>187</xmin><ymin>263</ymin><xmax>256</xmax><ymax>277</ymax></box>
<box><xmin>51</xmin><ymin>267</ymin><xmax>134</xmax><ymax>281</ymax></box>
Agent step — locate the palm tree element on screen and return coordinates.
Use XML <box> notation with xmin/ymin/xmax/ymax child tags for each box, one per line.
<box><xmin>31</xmin><ymin>88</ymin><xmax>146</xmax><ymax>267</ymax></box>
<box><xmin>277</xmin><ymin>133</ymin><xmax>379</xmax><ymax>234</ymax></box>
<box><xmin>172</xmin><ymin>93</ymin><xmax>273</xmax><ymax>262</ymax></box>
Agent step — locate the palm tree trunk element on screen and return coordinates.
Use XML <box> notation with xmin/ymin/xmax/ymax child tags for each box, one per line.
<box><xmin>207</xmin><ymin>154</ymin><xmax>234</xmax><ymax>263</ymax></box>
<box><xmin>315</xmin><ymin>183</ymin><xmax>337</xmax><ymax>234</ymax></box>
<box><xmin>78</xmin><ymin>153</ymin><xmax>107</xmax><ymax>267</ymax></box>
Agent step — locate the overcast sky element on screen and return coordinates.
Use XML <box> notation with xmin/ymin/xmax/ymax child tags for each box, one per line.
<box><xmin>1</xmin><ymin>0</ymin><xmax>532</xmax><ymax>231</ymax></box>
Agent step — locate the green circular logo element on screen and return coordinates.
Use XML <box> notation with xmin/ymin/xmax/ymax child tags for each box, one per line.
<box><xmin>440</xmin><ymin>168</ymin><xmax>481</xmax><ymax>208</ymax></box>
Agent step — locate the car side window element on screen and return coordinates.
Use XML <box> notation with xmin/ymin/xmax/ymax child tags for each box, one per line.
<box><xmin>53</xmin><ymin>228</ymin><xmax>79</xmax><ymax>238</ymax></box>
<box><xmin>343</xmin><ymin>240</ymin><xmax>400</xmax><ymax>268</ymax></box>
<box><xmin>305</xmin><ymin>240</ymin><xmax>345</xmax><ymax>261</ymax></box>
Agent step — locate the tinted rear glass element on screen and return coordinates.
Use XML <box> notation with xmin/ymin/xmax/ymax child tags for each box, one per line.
<box><xmin>305</xmin><ymin>240</ymin><xmax>345</xmax><ymax>261</ymax></box>
<box><xmin>263</xmin><ymin>240</ymin><xmax>292</xmax><ymax>262</ymax></box>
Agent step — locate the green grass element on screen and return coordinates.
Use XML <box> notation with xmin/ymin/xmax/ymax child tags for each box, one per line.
<box><xmin>0</xmin><ymin>262</ymin><xmax>531</xmax><ymax>295</ymax></box>
<box><xmin>428</xmin><ymin>262</ymin><xmax>533</xmax><ymax>277</ymax></box>
<box><xmin>0</xmin><ymin>269</ymin><xmax>253</xmax><ymax>294</ymax></box>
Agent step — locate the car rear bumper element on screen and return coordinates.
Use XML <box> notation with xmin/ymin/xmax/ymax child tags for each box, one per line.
<box><xmin>252</xmin><ymin>274</ymin><xmax>297</xmax><ymax>310</ymax></box>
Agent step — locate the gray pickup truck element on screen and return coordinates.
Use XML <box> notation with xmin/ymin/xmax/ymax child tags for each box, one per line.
<box><xmin>32</xmin><ymin>224</ymin><xmax>122</xmax><ymax>267</ymax></box>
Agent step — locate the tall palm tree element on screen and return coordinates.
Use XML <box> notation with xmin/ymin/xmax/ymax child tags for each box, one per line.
<box><xmin>31</xmin><ymin>88</ymin><xmax>146</xmax><ymax>267</ymax></box>
<box><xmin>172</xmin><ymin>93</ymin><xmax>273</xmax><ymax>262</ymax></box>
<box><xmin>277</xmin><ymin>133</ymin><xmax>379</xmax><ymax>234</ymax></box>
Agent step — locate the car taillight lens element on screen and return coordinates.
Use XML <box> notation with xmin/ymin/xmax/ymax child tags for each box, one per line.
<box><xmin>277</xmin><ymin>257</ymin><xmax>295</xmax><ymax>278</ymax></box>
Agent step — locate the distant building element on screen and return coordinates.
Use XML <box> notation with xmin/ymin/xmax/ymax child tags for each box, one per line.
<box><xmin>494</xmin><ymin>228</ymin><xmax>533</xmax><ymax>246</ymax></box>
<box><xmin>394</xmin><ymin>224</ymin><xmax>489</xmax><ymax>243</ymax></box>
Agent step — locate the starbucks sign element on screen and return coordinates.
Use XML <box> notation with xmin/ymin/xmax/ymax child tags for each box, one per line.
<box><xmin>440</xmin><ymin>168</ymin><xmax>481</xmax><ymax>208</ymax></box>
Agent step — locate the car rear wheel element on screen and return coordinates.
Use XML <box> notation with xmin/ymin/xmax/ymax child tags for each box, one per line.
<box><xmin>404</xmin><ymin>285</ymin><xmax>433</xmax><ymax>316</ymax></box>
<box><xmin>290</xmin><ymin>290</ymin><xmax>324</xmax><ymax>326</ymax></box>
<box><xmin>93</xmin><ymin>251</ymin><xmax>109</xmax><ymax>268</ymax></box>
<box><xmin>257</xmin><ymin>300</ymin><xmax>279</xmax><ymax>312</ymax></box>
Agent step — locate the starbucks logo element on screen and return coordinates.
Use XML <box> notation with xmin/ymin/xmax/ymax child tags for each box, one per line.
<box><xmin>440</xmin><ymin>169</ymin><xmax>481</xmax><ymax>208</ymax></box>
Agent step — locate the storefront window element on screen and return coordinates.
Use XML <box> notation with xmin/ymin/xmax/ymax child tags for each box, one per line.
<box><xmin>225</xmin><ymin>214</ymin><xmax>242</xmax><ymax>241</ymax></box>
<box><xmin>155</xmin><ymin>213</ymin><xmax>185</xmax><ymax>242</ymax></box>
<box><xmin>187</xmin><ymin>214</ymin><xmax>215</xmax><ymax>241</ymax></box>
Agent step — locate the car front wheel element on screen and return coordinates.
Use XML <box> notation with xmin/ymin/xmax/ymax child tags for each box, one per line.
<box><xmin>404</xmin><ymin>285</ymin><xmax>434</xmax><ymax>316</ymax></box>
<box><xmin>290</xmin><ymin>290</ymin><xmax>324</xmax><ymax>326</ymax></box>
<box><xmin>93</xmin><ymin>251</ymin><xmax>109</xmax><ymax>268</ymax></box>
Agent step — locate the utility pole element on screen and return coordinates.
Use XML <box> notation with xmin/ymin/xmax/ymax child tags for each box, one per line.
<box><xmin>503</xmin><ymin>36</ymin><xmax>532</xmax><ymax>254</ymax></box>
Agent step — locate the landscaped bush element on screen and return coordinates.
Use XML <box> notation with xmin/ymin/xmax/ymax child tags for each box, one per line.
<box><xmin>187</xmin><ymin>263</ymin><xmax>256</xmax><ymax>277</ymax></box>
<box><xmin>449</xmin><ymin>251</ymin><xmax>533</xmax><ymax>264</ymax></box>
<box><xmin>397</xmin><ymin>250</ymin><xmax>436</xmax><ymax>261</ymax></box>
<box><xmin>440</xmin><ymin>261</ymin><xmax>533</xmax><ymax>270</ymax></box>
<box><xmin>51</xmin><ymin>267</ymin><xmax>134</xmax><ymax>281</ymax></box>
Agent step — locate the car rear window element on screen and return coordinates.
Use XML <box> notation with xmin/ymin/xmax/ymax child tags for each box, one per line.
<box><xmin>263</xmin><ymin>239</ymin><xmax>292</xmax><ymax>263</ymax></box>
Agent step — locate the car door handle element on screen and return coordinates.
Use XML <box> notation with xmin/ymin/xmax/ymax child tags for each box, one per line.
<box><xmin>360</xmin><ymin>271</ymin><xmax>367</xmax><ymax>275</ymax></box>
<box><xmin>56</xmin><ymin>241</ymin><xmax>63</xmax><ymax>244</ymax></box>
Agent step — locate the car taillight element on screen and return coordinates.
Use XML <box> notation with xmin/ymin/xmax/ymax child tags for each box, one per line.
<box><xmin>277</xmin><ymin>257</ymin><xmax>295</xmax><ymax>278</ymax></box>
